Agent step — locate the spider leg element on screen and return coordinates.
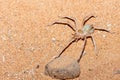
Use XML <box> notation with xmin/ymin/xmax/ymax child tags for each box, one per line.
<box><xmin>90</xmin><ymin>35</ymin><xmax>97</xmax><ymax>54</ymax></box>
<box><xmin>77</xmin><ymin>37</ymin><xmax>87</xmax><ymax>62</ymax></box>
<box><xmin>59</xmin><ymin>16</ymin><xmax>77</xmax><ymax>27</ymax></box>
<box><xmin>55</xmin><ymin>39</ymin><xmax>76</xmax><ymax>59</ymax></box>
<box><xmin>83</xmin><ymin>15</ymin><xmax>96</xmax><ymax>26</ymax></box>
<box><xmin>49</xmin><ymin>21</ymin><xmax>76</xmax><ymax>31</ymax></box>
<box><xmin>94</xmin><ymin>28</ymin><xmax>111</xmax><ymax>33</ymax></box>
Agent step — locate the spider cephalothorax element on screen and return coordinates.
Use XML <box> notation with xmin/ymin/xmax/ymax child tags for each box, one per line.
<box><xmin>50</xmin><ymin>15</ymin><xmax>110</xmax><ymax>62</ymax></box>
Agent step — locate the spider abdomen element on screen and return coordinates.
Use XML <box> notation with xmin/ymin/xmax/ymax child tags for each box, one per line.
<box><xmin>82</xmin><ymin>24</ymin><xmax>94</xmax><ymax>35</ymax></box>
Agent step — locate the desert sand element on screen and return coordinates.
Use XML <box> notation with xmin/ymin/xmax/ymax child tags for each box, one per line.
<box><xmin>0</xmin><ymin>0</ymin><xmax>120</xmax><ymax>80</ymax></box>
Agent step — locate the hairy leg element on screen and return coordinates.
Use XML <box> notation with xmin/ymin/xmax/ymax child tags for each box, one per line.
<box><xmin>90</xmin><ymin>35</ymin><xmax>97</xmax><ymax>54</ymax></box>
<box><xmin>49</xmin><ymin>21</ymin><xmax>76</xmax><ymax>31</ymax></box>
<box><xmin>94</xmin><ymin>28</ymin><xmax>111</xmax><ymax>33</ymax></box>
<box><xmin>59</xmin><ymin>16</ymin><xmax>77</xmax><ymax>28</ymax></box>
<box><xmin>83</xmin><ymin>15</ymin><xmax>96</xmax><ymax>26</ymax></box>
<box><xmin>77</xmin><ymin>37</ymin><xmax>87</xmax><ymax>62</ymax></box>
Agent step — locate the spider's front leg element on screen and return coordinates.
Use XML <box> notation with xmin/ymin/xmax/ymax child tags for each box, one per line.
<box><xmin>49</xmin><ymin>17</ymin><xmax>77</xmax><ymax>32</ymax></box>
<box><xmin>82</xmin><ymin>15</ymin><xmax>96</xmax><ymax>26</ymax></box>
<box><xmin>49</xmin><ymin>21</ymin><xmax>76</xmax><ymax>31</ymax></box>
<box><xmin>58</xmin><ymin>16</ymin><xmax>78</xmax><ymax>31</ymax></box>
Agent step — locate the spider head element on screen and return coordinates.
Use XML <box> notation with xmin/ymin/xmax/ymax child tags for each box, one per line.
<box><xmin>82</xmin><ymin>24</ymin><xmax>94</xmax><ymax>35</ymax></box>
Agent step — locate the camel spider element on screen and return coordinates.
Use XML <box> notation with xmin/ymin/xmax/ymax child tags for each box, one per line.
<box><xmin>50</xmin><ymin>15</ymin><xmax>110</xmax><ymax>62</ymax></box>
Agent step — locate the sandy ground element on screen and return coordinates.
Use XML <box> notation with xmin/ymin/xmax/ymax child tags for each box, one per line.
<box><xmin>0</xmin><ymin>0</ymin><xmax>120</xmax><ymax>80</ymax></box>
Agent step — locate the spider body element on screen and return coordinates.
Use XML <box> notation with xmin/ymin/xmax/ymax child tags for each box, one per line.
<box><xmin>50</xmin><ymin>15</ymin><xmax>110</xmax><ymax>62</ymax></box>
<box><xmin>74</xmin><ymin>24</ymin><xmax>94</xmax><ymax>40</ymax></box>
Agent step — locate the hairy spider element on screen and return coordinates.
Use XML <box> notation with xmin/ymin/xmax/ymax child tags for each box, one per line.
<box><xmin>50</xmin><ymin>15</ymin><xmax>110</xmax><ymax>62</ymax></box>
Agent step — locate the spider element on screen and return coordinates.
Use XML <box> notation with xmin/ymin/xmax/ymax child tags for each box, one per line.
<box><xmin>50</xmin><ymin>15</ymin><xmax>110</xmax><ymax>62</ymax></box>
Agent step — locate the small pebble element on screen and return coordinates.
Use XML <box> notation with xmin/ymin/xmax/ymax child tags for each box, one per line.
<box><xmin>102</xmin><ymin>34</ymin><xmax>106</xmax><ymax>38</ymax></box>
<box><xmin>2</xmin><ymin>55</ymin><xmax>5</xmax><ymax>62</ymax></box>
<box><xmin>52</xmin><ymin>37</ymin><xmax>56</xmax><ymax>42</ymax></box>
<box><xmin>107</xmin><ymin>23</ymin><xmax>112</xmax><ymax>27</ymax></box>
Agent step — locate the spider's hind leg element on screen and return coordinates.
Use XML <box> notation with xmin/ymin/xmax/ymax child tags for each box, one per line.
<box><xmin>90</xmin><ymin>35</ymin><xmax>98</xmax><ymax>55</ymax></box>
<box><xmin>77</xmin><ymin>37</ymin><xmax>87</xmax><ymax>62</ymax></box>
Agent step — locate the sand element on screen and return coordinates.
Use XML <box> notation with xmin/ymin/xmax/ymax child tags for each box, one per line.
<box><xmin>0</xmin><ymin>0</ymin><xmax>120</xmax><ymax>80</ymax></box>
